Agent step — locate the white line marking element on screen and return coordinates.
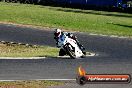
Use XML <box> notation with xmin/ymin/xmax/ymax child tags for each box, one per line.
<box><xmin>0</xmin><ymin>57</ymin><xmax>46</xmax><ymax>59</ymax></box>
<box><xmin>0</xmin><ymin>79</ymin><xmax>76</xmax><ymax>82</ymax></box>
<box><xmin>35</xmin><ymin>79</ymin><xmax>76</xmax><ymax>81</ymax></box>
<box><xmin>99</xmin><ymin>34</ymin><xmax>107</xmax><ymax>37</ymax></box>
<box><xmin>86</xmin><ymin>53</ymin><xmax>96</xmax><ymax>56</ymax></box>
<box><xmin>110</xmin><ymin>35</ymin><xmax>118</xmax><ymax>38</ymax></box>
<box><xmin>89</xmin><ymin>33</ymin><xmax>98</xmax><ymax>36</ymax></box>
<box><xmin>89</xmin><ymin>33</ymin><xmax>132</xmax><ymax>39</ymax></box>
<box><xmin>118</xmin><ymin>36</ymin><xmax>128</xmax><ymax>39</ymax></box>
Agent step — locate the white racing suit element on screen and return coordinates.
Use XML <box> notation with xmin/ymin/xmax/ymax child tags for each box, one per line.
<box><xmin>54</xmin><ymin>32</ymin><xmax>85</xmax><ymax>56</ymax></box>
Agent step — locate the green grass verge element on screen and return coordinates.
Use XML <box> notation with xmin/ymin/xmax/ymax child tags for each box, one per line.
<box><xmin>0</xmin><ymin>80</ymin><xmax>63</xmax><ymax>88</ymax></box>
<box><xmin>0</xmin><ymin>43</ymin><xmax>59</xmax><ymax>57</ymax></box>
<box><xmin>0</xmin><ymin>2</ymin><xmax>132</xmax><ymax>36</ymax></box>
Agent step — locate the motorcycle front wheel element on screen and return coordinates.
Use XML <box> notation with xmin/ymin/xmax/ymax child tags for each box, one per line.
<box><xmin>65</xmin><ymin>44</ymin><xmax>76</xmax><ymax>59</ymax></box>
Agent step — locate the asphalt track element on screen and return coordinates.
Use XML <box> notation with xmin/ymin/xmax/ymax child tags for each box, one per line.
<box><xmin>0</xmin><ymin>24</ymin><xmax>132</xmax><ymax>88</ymax></box>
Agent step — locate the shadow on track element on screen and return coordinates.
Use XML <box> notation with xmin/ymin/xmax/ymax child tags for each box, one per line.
<box><xmin>48</xmin><ymin>7</ymin><xmax>132</xmax><ymax>18</ymax></box>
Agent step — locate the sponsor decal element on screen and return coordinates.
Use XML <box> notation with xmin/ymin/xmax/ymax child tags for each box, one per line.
<box><xmin>76</xmin><ymin>66</ymin><xmax>131</xmax><ymax>85</ymax></box>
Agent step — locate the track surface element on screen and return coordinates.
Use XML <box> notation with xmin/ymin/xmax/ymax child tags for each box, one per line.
<box><xmin>0</xmin><ymin>24</ymin><xmax>132</xmax><ymax>88</ymax></box>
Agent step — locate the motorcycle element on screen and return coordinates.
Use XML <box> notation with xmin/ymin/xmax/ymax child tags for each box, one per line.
<box><xmin>57</xmin><ymin>35</ymin><xmax>85</xmax><ymax>59</ymax></box>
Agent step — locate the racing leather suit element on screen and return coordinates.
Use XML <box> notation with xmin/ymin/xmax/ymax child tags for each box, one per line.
<box><xmin>54</xmin><ymin>32</ymin><xmax>85</xmax><ymax>56</ymax></box>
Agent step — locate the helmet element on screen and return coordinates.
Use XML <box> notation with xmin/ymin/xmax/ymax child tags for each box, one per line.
<box><xmin>54</xmin><ymin>28</ymin><xmax>62</xmax><ymax>38</ymax></box>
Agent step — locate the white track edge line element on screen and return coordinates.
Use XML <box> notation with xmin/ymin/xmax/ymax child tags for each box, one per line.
<box><xmin>0</xmin><ymin>79</ymin><xmax>76</xmax><ymax>82</ymax></box>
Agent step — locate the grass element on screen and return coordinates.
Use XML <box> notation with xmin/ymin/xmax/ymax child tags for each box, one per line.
<box><xmin>0</xmin><ymin>80</ymin><xmax>63</xmax><ymax>88</ymax></box>
<box><xmin>0</xmin><ymin>43</ymin><xmax>59</xmax><ymax>57</ymax></box>
<box><xmin>0</xmin><ymin>2</ymin><xmax>132</xmax><ymax>36</ymax></box>
<box><xmin>0</xmin><ymin>44</ymin><xmax>62</xmax><ymax>87</ymax></box>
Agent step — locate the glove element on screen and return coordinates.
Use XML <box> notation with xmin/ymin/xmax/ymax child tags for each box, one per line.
<box><xmin>54</xmin><ymin>37</ymin><xmax>58</xmax><ymax>41</ymax></box>
<box><xmin>56</xmin><ymin>42</ymin><xmax>61</xmax><ymax>48</ymax></box>
<box><xmin>67</xmin><ymin>33</ymin><xmax>73</xmax><ymax>37</ymax></box>
<box><xmin>57</xmin><ymin>45</ymin><xmax>61</xmax><ymax>48</ymax></box>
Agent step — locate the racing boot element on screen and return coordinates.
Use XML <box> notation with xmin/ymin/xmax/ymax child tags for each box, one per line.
<box><xmin>76</xmin><ymin>40</ymin><xmax>85</xmax><ymax>51</ymax></box>
<box><xmin>71</xmin><ymin>35</ymin><xmax>86</xmax><ymax>55</ymax></box>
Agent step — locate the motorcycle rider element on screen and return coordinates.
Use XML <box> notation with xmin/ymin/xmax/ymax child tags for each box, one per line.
<box><xmin>54</xmin><ymin>28</ymin><xmax>85</xmax><ymax>56</ymax></box>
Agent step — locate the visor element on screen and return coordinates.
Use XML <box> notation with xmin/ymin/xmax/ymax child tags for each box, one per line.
<box><xmin>54</xmin><ymin>32</ymin><xmax>60</xmax><ymax>37</ymax></box>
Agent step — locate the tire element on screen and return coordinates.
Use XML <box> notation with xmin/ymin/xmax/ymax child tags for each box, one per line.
<box><xmin>59</xmin><ymin>49</ymin><xmax>66</xmax><ymax>56</ymax></box>
<box><xmin>76</xmin><ymin>76</ymin><xmax>87</xmax><ymax>85</ymax></box>
<box><xmin>65</xmin><ymin>44</ymin><xmax>76</xmax><ymax>59</ymax></box>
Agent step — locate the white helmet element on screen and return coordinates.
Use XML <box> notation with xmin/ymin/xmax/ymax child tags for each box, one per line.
<box><xmin>54</xmin><ymin>28</ymin><xmax>62</xmax><ymax>37</ymax></box>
